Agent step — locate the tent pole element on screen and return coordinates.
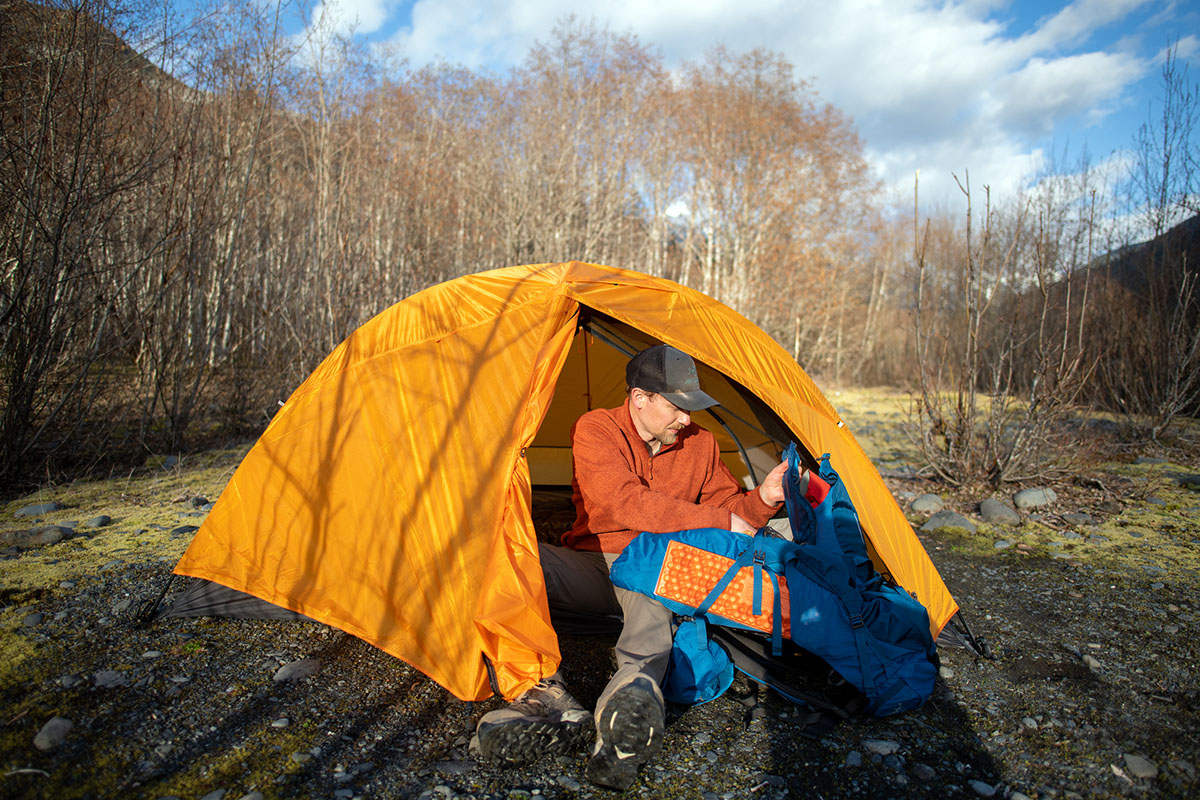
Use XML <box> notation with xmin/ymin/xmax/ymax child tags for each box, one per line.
<box><xmin>705</xmin><ymin>408</ymin><xmax>759</xmax><ymax>485</ymax></box>
<box><xmin>579</xmin><ymin>311</ymin><xmax>594</xmax><ymax>411</ymax></box>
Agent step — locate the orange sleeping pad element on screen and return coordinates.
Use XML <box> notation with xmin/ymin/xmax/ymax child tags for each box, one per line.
<box><xmin>654</xmin><ymin>539</ymin><xmax>791</xmax><ymax>637</ymax></box>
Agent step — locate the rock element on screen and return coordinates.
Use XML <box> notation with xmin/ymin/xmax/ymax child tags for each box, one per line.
<box><xmin>33</xmin><ymin>716</ymin><xmax>72</xmax><ymax>750</ymax></box>
<box><xmin>1134</xmin><ymin>456</ymin><xmax>1167</xmax><ymax>464</ymax></box>
<box><xmin>1123</xmin><ymin>753</ymin><xmax>1158</xmax><ymax>779</ymax></box>
<box><xmin>1146</xmin><ymin>497</ymin><xmax>1167</xmax><ymax>506</ymax></box>
<box><xmin>557</xmin><ymin>776</ymin><xmax>581</xmax><ymax>792</ymax></box>
<box><xmin>913</xmin><ymin>763</ymin><xmax>936</xmax><ymax>780</ymax></box>
<box><xmin>31</xmin><ymin>525</ymin><xmax>72</xmax><ymax>546</ymax></box>
<box><xmin>237</xmin><ymin>793</ymin><xmax>265</xmax><ymax>800</ymax></box>
<box><xmin>271</xmin><ymin>718</ymin><xmax>289</xmax><ymax>728</ymax></box>
<box><xmin>979</xmin><ymin>498</ymin><xmax>1020</xmax><ymax>525</ymax></box>
<box><xmin>22</xmin><ymin>612</ymin><xmax>45</xmax><ymax>627</ymax></box>
<box><xmin>994</xmin><ymin>539</ymin><xmax>1012</xmax><ymax>550</ymax></box>
<box><xmin>968</xmin><ymin>780</ymin><xmax>997</xmax><ymax>796</ymax></box>
<box><xmin>1062</xmin><ymin>512</ymin><xmax>1094</xmax><ymax>526</ymax></box>
<box><xmin>920</xmin><ymin>510</ymin><xmax>977</xmax><ymax>535</ymax></box>
<box><xmin>1022</xmin><ymin>717</ymin><xmax>1037</xmax><ymax>729</ymax></box>
<box><xmin>170</xmin><ymin>525</ymin><xmax>199</xmax><ymax>535</ymax></box>
<box><xmin>1082</xmin><ymin>655</ymin><xmax>1101</xmax><ymax>670</ymax></box>
<box><xmin>939</xmin><ymin>665</ymin><xmax>954</xmax><ymax>680</ymax></box>
<box><xmin>142</xmin><ymin>650</ymin><xmax>162</xmax><ymax>659</ymax></box>
<box><xmin>15</xmin><ymin>502</ymin><xmax>64</xmax><ymax>517</ymax></box>
<box><xmin>290</xmin><ymin>751</ymin><xmax>312</xmax><ymax>763</ymax></box>
<box><xmin>910</xmin><ymin>494</ymin><xmax>944</xmax><ymax>514</ymax></box>
<box><xmin>199</xmin><ymin>790</ymin><xmax>226</xmax><ymax>800</ymax></box>
<box><xmin>1174</xmin><ymin>473</ymin><xmax>1200</xmax><ymax>489</ymax></box>
<box><xmin>434</xmin><ymin>760</ymin><xmax>470</xmax><ymax>774</ymax></box>
<box><xmin>94</xmin><ymin>670</ymin><xmax>130</xmax><ymax>688</ymax></box>
<box><xmin>1014</xmin><ymin>487</ymin><xmax>1057</xmax><ymax>508</ymax></box>
<box><xmin>112</xmin><ymin>598</ymin><xmax>132</xmax><ymax>613</ymax></box>
<box><xmin>845</xmin><ymin>750</ymin><xmax>862</xmax><ymax>767</ymax></box>
<box><xmin>83</xmin><ymin>515</ymin><xmax>113</xmax><ymax>528</ymax></box>
<box><xmin>862</xmin><ymin>739</ymin><xmax>901</xmax><ymax>755</ymax></box>
<box><xmin>274</xmin><ymin>659</ymin><xmax>319</xmax><ymax>682</ymax></box>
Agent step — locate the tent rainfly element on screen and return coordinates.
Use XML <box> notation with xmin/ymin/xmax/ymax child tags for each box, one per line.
<box><xmin>169</xmin><ymin>261</ymin><xmax>963</xmax><ymax>702</ymax></box>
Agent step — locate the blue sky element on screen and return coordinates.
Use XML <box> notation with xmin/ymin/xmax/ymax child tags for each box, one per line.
<box><xmin>280</xmin><ymin>0</ymin><xmax>1196</xmax><ymax>210</ymax></box>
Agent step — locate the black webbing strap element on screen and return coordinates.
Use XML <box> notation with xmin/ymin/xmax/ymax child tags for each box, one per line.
<box><xmin>133</xmin><ymin>573</ymin><xmax>178</xmax><ymax>627</ymax></box>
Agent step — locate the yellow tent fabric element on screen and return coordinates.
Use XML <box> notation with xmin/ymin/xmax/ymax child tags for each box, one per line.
<box><xmin>174</xmin><ymin>261</ymin><xmax>958</xmax><ymax>702</ymax></box>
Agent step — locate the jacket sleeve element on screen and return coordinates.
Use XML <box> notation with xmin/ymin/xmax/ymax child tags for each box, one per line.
<box><xmin>698</xmin><ymin>449</ymin><xmax>780</xmax><ymax>528</ymax></box>
<box><xmin>571</xmin><ymin>414</ymin><xmax>733</xmax><ymax>534</ymax></box>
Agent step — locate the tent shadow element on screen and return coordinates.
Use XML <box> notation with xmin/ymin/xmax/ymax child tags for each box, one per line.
<box><xmin>125</xmin><ymin>624</ymin><xmax>463</xmax><ymax>798</ymax></box>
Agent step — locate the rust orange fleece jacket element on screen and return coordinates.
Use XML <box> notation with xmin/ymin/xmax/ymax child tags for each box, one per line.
<box><xmin>561</xmin><ymin>400</ymin><xmax>781</xmax><ymax>554</ymax></box>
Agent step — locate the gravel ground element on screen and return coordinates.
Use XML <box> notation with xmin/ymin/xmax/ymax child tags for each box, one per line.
<box><xmin>1</xmin><ymin>446</ymin><xmax>1198</xmax><ymax>799</ymax></box>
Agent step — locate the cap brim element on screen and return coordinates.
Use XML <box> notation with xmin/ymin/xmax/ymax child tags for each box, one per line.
<box><xmin>661</xmin><ymin>389</ymin><xmax>720</xmax><ymax>412</ymax></box>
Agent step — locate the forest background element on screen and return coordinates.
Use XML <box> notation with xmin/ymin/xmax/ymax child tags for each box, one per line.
<box><xmin>2</xmin><ymin>0</ymin><xmax>1198</xmax><ymax>493</ymax></box>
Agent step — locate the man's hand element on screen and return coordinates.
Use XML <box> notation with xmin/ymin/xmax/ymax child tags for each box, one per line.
<box><xmin>757</xmin><ymin>459</ymin><xmax>788</xmax><ymax>506</ymax></box>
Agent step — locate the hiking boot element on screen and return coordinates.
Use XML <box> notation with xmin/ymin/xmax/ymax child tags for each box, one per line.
<box><xmin>585</xmin><ymin>677</ymin><xmax>665</xmax><ymax>790</ymax></box>
<box><xmin>473</xmin><ymin>679</ymin><xmax>593</xmax><ymax>763</ymax></box>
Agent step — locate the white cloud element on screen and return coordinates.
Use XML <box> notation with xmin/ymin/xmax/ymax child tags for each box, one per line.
<box><xmin>990</xmin><ymin>51</ymin><xmax>1146</xmax><ymax>137</ymax></box>
<box><xmin>365</xmin><ymin>0</ymin><xmax>1177</xmax><ymax>207</ymax></box>
<box><xmin>310</xmin><ymin>0</ymin><xmax>396</xmax><ymax>37</ymax></box>
<box><xmin>1023</xmin><ymin>0</ymin><xmax>1151</xmax><ymax>51</ymax></box>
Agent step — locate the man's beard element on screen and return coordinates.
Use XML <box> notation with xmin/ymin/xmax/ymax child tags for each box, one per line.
<box><xmin>656</xmin><ymin>426</ymin><xmax>683</xmax><ymax>446</ymax></box>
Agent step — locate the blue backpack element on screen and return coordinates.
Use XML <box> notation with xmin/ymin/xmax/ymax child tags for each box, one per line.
<box><xmin>609</xmin><ymin>446</ymin><xmax>938</xmax><ymax>716</ymax></box>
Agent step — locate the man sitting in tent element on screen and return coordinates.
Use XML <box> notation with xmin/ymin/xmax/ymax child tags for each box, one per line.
<box><xmin>474</xmin><ymin>344</ymin><xmax>788</xmax><ymax>790</ymax></box>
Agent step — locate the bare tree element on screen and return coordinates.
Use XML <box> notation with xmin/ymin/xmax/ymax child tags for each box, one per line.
<box><xmin>910</xmin><ymin>166</ymin><xmax>1097</xmax><ymax>486</ymax></box>
<box><xmin>0</xmin><ymin>0</ymin><xmax>178</xmax><ymax>481</ymax></box>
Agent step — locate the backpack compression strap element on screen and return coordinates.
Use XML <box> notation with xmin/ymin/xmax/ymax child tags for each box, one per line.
<box><xmin>693</xmin><ymin>531</ymin><xmax>785</xmax><ymax>656</ymax></box>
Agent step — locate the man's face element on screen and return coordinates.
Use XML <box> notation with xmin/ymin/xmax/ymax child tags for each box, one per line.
<box><xmin>631</xmin><ymin>389</ymin><xmax>692</xmax><ymax>448</ymax></box>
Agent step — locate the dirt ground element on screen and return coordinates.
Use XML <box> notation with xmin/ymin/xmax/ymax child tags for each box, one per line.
<box><xmin>1</xmin><ymin>391</ymin><xmax>1197</xmax><ymax>799</ymax></box>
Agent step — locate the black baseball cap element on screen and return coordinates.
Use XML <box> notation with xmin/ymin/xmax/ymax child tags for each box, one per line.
<box><xmin>626</xmin><ymin>345</ymin><xmax>719</xmax><ymax>412</ymax></box>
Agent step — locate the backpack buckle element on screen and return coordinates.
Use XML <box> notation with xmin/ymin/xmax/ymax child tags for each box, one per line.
<box><xmin>849</xmin><ymin>612</ymin><xmax>864</xmax><ymax>629</ymax></box>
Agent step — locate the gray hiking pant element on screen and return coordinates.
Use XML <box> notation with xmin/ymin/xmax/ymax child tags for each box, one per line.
<box><xmin>538</xmin><ymin>543</ymin><xmax>670</xmax><ymax>715</ymax></box>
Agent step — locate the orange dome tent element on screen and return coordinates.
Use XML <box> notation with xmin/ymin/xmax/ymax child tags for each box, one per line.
<box><xmin>172</xmin><ymin>262</ymin><xmax>960</xmax><ymax>702</ymax></box>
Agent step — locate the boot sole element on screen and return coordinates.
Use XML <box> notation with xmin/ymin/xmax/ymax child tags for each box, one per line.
<box><xmin>586</xmin><ymin>680</ymin><xmax>665</xmax><ymax>790</ymax></box>
<box><xmin>476</xmin><ymin>715</ymin><xmax>593</xmax><ymax>764</ymax></box>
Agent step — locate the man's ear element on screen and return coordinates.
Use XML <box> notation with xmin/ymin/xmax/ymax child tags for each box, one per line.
<box><xmin>630</xmin><ymin>388</ymin><xmax>647</xmax><ymax>409</ymax></box>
